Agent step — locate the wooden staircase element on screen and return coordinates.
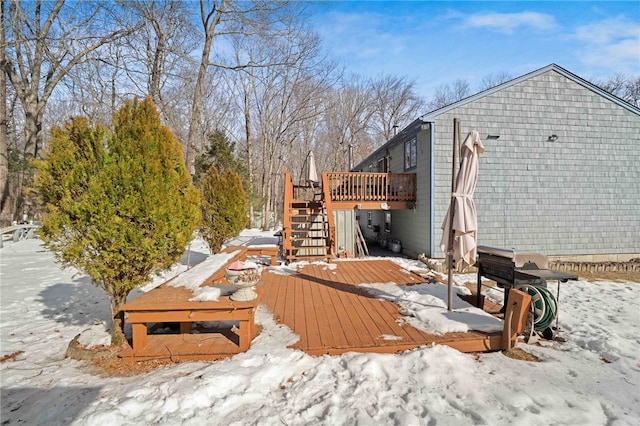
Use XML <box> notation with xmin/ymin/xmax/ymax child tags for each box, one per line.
<box><xmin>282</xmin><ymin>171</ymin><xmax>416</xmax><ymax>263</ymax></box>
<box><xmin>287</xmin><ymin>201</ymin><xmax>331</xmax><ymax>262</ymax></box>
<box><xmin>283</xmin><ymin>173</ymin><xmax>334</xmax><ymax>263</ymax></box>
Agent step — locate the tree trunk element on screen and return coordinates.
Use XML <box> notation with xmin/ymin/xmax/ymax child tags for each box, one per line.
<box><xmin>0</xmin><ymin>2</ymin><xmax>8</xmax><ymax>223</ymax></box>
<box><xmin>185</xmin><ymin>0</ymin><xmax>226</xmax><ymax>176</ymax></box>
<box><xmin>109</xmin><ymin>289</ymin><xmax>130</xmax><ymax>346</ymax></box>
<box><xmin>243</xmin><ymin>86</ymin><xmax>255</xmax><ymax>229</ymax></box>
<box><xmin>23</xmin><ymin>102</ymin><xmax>44</xmax><ymax>159</ymax></box>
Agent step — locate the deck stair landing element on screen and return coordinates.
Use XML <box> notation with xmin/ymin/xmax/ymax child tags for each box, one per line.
<box><xmin>287</xmin><ymin>200</ymin><xmax>331</xmax><ymax>262</ymax></box>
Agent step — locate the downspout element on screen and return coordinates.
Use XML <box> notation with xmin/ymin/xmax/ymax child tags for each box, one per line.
<box><xmin>429</xmin><ymin>121</ymin><xmax>436</xmax><ymax>257</ymax></box>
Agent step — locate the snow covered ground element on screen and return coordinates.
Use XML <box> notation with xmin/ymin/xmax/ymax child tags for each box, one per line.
<box><xmin>1</xmin><ymin>230</ymin><xmax>639</xmax><ymax>425</ymax></box>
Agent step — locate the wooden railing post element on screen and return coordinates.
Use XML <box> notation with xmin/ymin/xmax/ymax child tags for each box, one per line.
<box><xmin>283</xmin><ymin>173</ymin><xmax>294</xmax><ymax>257</ymax></box>
<box><xmin>321</xmin><ymin>172</ymin><xmax>337</xmax><ymax>257</ymax></box>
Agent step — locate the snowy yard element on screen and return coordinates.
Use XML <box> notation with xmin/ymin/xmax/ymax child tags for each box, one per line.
<box><xmin>1</xmin><ymin>231</ymin><xmax>639</xmax><ymax>425</ymax></box>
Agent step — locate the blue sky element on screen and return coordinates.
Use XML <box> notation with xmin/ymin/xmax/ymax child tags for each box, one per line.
<box><xmin>310</xmin><ymin>1</ymin><xmax>640</xmax><ymax>100</ymax></box>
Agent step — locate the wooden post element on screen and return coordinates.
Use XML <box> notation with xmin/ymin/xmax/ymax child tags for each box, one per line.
<box><xmin>501</xmin><ymin>288</ymin><xmax>532</xmax><ymax>350</ymax></box>
<box><xmin>131</xmin><ymin>323</ymin><xmax>148</xmax><ymax>351</ymax></box>
<box><xmin>283</xmin><ymin>172</ymin><xmax>294</xmax><ymax>259</ymax></box>
<box><xmin>322</xmin><ymin>172</ymin><xmax>336</xmax><ymax>259</ymax></box>
<box><xmin>447</xmin><ymin>118</ymin><xmax>461</xmax><ymax>311</ymax></box>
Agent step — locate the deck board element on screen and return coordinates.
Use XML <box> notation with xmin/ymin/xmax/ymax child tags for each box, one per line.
<box><xmin>260</xmin><ymin>260</ymin><xmax>504</xmax><ymax>355</ymax></box>
<box><xmin>315</xmin><ymin>274</ymin><xmax>350</xmax><ymax>348</ymax></box>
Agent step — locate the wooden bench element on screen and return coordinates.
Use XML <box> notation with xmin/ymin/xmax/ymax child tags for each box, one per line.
<box><xmin>120</xmin><ymin>245</ymin><xmax>264</xmax><ymax>362</ymax></box>
<box><xmin>120</xmin><ymin>286</ymin><xmax>261</xmax><ymax>361</ymax></box>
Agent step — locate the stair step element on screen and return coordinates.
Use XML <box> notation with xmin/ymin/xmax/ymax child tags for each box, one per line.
<box><xmin>287</xmin><ymin>254</ymin><xmax>331</xmax><ymax>261</ymax></box>
<box><xmin>290</xmin><ymin>231</ymin><xmax>327</xmax><ymax>234</ymax></box>
<box><xmin>286</xmin><ymin>194</ymin><xmax>332</xmax><ymax>262</ymax></box>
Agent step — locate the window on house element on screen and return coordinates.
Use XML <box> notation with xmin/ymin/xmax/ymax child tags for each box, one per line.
<box><xmin>367</xmin><ymin>211</ymin><xmax>372</xmax><ymax>228</ymax></box>
<box><xmin>378</xmin><ymin>156</ymin><xmax>389</xmax><ymax>172</ymax></box>
<box><xmin>404</xmin><ymin>137</ymin><xmax>417</xmax><ymax>170</ymax></box>
<box><xmin>384</xmin><ymin>212</ymin><xmax>391</xmax><ymax>233</ymax></box>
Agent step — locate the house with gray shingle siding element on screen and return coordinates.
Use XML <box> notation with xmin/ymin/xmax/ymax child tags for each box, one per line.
<box><xmin>354</xmin><ymin>64</ymin><xmax>640</xmax><ymax>262</ymax></box>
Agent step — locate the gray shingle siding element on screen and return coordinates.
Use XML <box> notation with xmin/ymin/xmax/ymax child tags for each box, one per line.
<box><xmin>432</xmin><ymin>69</ymin><xmax>640</xmax><ymax>258</ymax></box>
<box><xmin>354</xmin><ymin>65</ymin><xmax>639</xmax><ymax>260</ymax></box>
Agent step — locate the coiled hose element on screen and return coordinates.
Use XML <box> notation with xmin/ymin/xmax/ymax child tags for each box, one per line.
<box><xmin>515</xmin><ymin>284</ymin><xmax>557</xmax><ymax>331</ymax></box>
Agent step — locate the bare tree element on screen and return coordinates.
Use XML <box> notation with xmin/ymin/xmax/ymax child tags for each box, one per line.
<box><xmin>249</xmin><ymin>27</ymin><xmax>336</xmax><ymax>229</ymax></box>
<box><xmin>1</xmin><ymin>1</ymin><xmax>8</xmax><ymax>221</ymax></box>
<box><xmin>427</xmin><ymin>78</ymin><xmax>471</xmax><ymax>111</ymax></box>
<box><xmin>623</xmin><ymin>76</ymin><xmax>640</xmax><ymax>107</ymax></box>
<box><xmin>57</xmin><ymin>43</ymin><xmax>127</xmax><ymax>129</ymax></box>
<box><xmin>230</xmin><ymin>45</ymin><xmax>258</xmax><ymax>227</ymax></box>
<box><xmin>184</xmin><ymin>0</ymin><xmax>313</xmax><ymax>176</ymax></box>
<box><xmin>596</xmin><ymin>73</ymin><xmax>627</xmax><ymax>96</ymax></box>
<box><xmin>124</xmin><ymin>0</ymin><xmax>196</xmax><ymax>115</ymax></box>
<box><xmin>479</xmin><ymin>71</ymin><xmax>513</xmax><ymax>91</ymax></box>
<box><xmin>369</xmin><ymin>74</ymin><xmax>425</xmax><ymax>143</ymax></box>
<box><xmin>320</xmin><ymin>75</ymin><xmax>375</xmax><ymax>172</ymax></box>
<box><xmin>3</xmin><ymin>0</ymin><xmax>141</xmax><ymax>159</ymax></box>
<box><xmin>595</xmin><ymin>73</ymin><xmax>640</xmax><ymax>107</ymax></box>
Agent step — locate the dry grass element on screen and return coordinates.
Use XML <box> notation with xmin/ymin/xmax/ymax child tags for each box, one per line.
<box><xmin>503</xmin><ymin>347</ymin><xmax>540</xmax><ymax>362</ymax></box>
<box><xmin>90</xmin><ymin>349</ymin><xmax>178</xmax><ymax>376</ymax></box>
<box><xmin>579</xmin><ymin>270</ymin><xmax>640</xmax><ymax>283</ymax></box>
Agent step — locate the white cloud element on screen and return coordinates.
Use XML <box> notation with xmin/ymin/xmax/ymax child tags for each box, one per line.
<box><xmin>574</xmin><ymin>16</ymin><xmax>639</xmax><ymax>45</ymax></box>
<box><xmin>572</xmin><ymin>16</ymin><xmax>640</xmax><ymax>73</ymax></box>
<box><xmin>462</xmin><ymin>11</ymin><xmax>557</xmax><ymax>34</ymax></box>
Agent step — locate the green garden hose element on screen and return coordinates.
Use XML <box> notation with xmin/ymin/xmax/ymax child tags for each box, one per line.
<box><xmin>515</xmin><ymin>284</ymin><xmax>557</xmax><ymax>331</ymax></box>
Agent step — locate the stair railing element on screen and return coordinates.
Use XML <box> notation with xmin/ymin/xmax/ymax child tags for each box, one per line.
<box><xmin>282</xmin><ymin>172</ymin><xmax>294</xmax><ymax>258</ymax></box>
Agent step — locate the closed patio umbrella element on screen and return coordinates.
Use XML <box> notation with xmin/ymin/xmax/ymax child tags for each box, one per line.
<box><xmin>307</xmin><ymin>150</ymin><xmax>319</xmax><ymax>186</ymax></box>
<box><xmin>440</xmin><ymin>129</ymin><xmax>485</xmax><ymax>309</ymax></box>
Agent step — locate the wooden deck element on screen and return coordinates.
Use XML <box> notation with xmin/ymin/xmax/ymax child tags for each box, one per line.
<box><xmin>259</xmin><ymin>260</ymin><xmax>505</xmax><ymax>355</ymax></box>
<box><xmin>120</xmin><ymin>257</ymin><xmax>527</xmax><ymax>362</ymax></box>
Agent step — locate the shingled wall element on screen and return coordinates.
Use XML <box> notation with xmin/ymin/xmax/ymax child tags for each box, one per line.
<box><xmin>432</xmin><ymin>68</ymin><xmax>640</xmax><ymax>260</ymax></box>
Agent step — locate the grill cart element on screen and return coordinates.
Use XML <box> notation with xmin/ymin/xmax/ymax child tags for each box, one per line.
<box><xmin>476</xmin><ymin>246</ymin><xmax>578</xmax><ymax>340</ymax></box>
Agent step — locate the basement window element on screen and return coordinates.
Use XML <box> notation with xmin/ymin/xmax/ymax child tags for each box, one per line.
<box><xmin>384</xmin><ymin>212</ymin><xmax>391</xmax><ymax>233</ymax></box>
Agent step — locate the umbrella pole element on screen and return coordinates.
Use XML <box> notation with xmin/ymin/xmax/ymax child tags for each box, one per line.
<box><xmin>447</xmin><ymin>118</ymin><xmax>461</xmax><ymax>311</ymax></box>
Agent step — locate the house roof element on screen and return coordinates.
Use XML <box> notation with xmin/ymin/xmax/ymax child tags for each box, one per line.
<box><xmin>352</xmin><ymin>118</ymin><xmax>424</xmax><ymax>171</ymax></box>
<box><xmin>354</xmin><ymin>63</ymin><xmax>640</xmax><ymax>170</ymax></box>
<box><xmin>421</xmin><ymin>63</ymin><xmax>640</xmax><ymax>121</ymax></box>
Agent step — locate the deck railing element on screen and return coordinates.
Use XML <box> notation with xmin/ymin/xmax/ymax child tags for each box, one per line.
<box><xmin>325</xmin><ymin>172</ymin><xmax>416</xmax><ymax>202</ymax></box>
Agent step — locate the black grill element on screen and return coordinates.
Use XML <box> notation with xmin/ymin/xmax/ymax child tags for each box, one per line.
<box><xmin>476</xmin><ymin>245</ymin><xmax>578</xmax><ymax>312</ymax></box>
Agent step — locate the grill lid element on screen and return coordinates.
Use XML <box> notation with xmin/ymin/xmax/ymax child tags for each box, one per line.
<box><xmin>477</xmin><ymin>245</ymin><xmax>549</xmax><ymax>269</ymax></box>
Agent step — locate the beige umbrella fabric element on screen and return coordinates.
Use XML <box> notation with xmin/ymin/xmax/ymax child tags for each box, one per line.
<box><xmin>440</xmin><ymin>130</ymin><xmax>485</xmax><ymax>268</ymax></box>
<box><xmin>307</xmin><ymin>150</ymin><xmax>319</xmax><ymax>185</ymax></box>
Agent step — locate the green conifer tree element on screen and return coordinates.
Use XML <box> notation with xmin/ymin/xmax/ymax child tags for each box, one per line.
<box><xmin>33</xmin><ymin>98</ymin><xmax>201</xmax><ymax>345</ymax></box>
<box><xmin>193</xmin><ymin>129</ymin><xmax>242</xmax><ymax>184</ymax></box>
<box><xmin>200</xmin><ymin>166</ymin><xmax>247</xmax><ymax>253</ymax></box>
